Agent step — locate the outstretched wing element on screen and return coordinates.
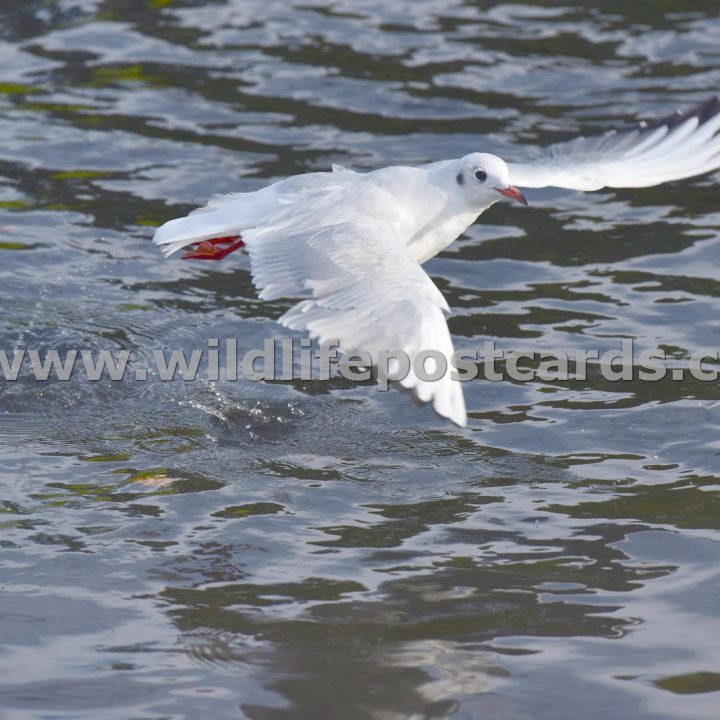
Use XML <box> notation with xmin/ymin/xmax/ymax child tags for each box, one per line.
<box><xmin>508</xmin><ymin>97</ymin><xmax>720</xmax><ymax>191</ymax></box>
<box><xmin>154</xmin><ymin>168</ymin><xmax>358</xmax><ymax>257</ymax></box>
<box><xmin>245</xmin><ymin>208</ymin><xmax>467</xmax><ymax>427</ymax></box>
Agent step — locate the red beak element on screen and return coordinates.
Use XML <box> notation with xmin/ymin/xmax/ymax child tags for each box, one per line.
<box><xmin>496</xmin><ymin>185</ymin><xmax>528</xmax><ymax>206</ymax></box>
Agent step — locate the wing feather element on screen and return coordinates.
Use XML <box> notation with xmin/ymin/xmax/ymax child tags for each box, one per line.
<box><xmin>509</xmin><ymin>97</ymin><xmax>720</xmax><ymax>191</ymax></box>
<box><xmin>245</xmin><ymin>209</ymin><xmax>466</xmax><ymax>426</ymax></box>
<box><xmin>153</xmin><ymin>169</ymin><xmax>359</xmax><ymax>255</ymax></box>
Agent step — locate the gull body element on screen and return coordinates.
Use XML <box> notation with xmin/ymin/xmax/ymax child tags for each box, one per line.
<box><xmin>154</xmin><ymin>153</ymin><xmax>516</xmax><ymax>264</ymax></box>
<box><xmin>154</xmin><ymin>97</ymin><xmax>720</xmax><ymax>427</ymax></box>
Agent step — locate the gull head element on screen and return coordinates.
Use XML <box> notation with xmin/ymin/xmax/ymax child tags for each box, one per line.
<box><xmin>454</xmin><ymin>152</ymin><xmax>527</xmax><ymax>208</ymax></box>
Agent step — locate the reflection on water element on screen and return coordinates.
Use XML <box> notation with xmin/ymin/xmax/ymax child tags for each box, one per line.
<box><xmin>1</xmin><ymin>1</ymin><xmax>720</xmax><ymax>718</ymax></box>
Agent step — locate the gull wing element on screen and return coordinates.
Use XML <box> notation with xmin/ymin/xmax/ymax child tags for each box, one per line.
<box><xmin>154</xmin><ymin>168</ymin><xmax>358</xmax><ymax>256</ymax></box>
<box><xmin>245</xmin><ymin>211</ymin><xmax>467</xmax><ymax>427</ymax></box>
<box><xmin>508</xmin><ymin>97</ymin><xmax>720</xmax><ymax>191</ymax></box>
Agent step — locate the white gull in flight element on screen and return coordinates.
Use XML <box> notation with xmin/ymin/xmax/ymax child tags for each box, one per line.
<box><xmin>154</xmin><ymin>97</ymin><xmax>720</xmax><ymax>427</ymax></box>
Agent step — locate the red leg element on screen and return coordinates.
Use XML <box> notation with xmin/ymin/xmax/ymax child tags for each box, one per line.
<box><xmin>182</xmin><ymin>235</ymin><xmax>245</xmax><ymax>260</ymax></box>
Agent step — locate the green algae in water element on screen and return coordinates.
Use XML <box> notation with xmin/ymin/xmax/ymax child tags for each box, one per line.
<box><xmin>212</xmin><ymin>503</ymin><xmax>286</xmax><ymax>518</ymax></box>
<box><xmin>0</xmin><ymin>83</ymin><xmax>42</xmax><ymax>95</ymax></box>
<box><xmin>655</xmin><ymin>672</ymin><xmax>720</xmax><ymax>695</ymax></box>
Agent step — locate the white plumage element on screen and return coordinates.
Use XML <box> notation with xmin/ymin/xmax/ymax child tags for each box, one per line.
<box><xmin>509</xmin><ymin>97</ymin><xmax>720</xmax><ymax>190</ymax></box>
<box><xmin>154</xmin><ymin>97</ymin><xmax>720</xmax><ymax>427</ymax></box>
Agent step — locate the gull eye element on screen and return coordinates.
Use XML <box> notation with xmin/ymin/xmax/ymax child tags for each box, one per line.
<box><xmin>474</xmin><ymin>169</ymin><xmax>487</xmax><ymax>182</ymax></box>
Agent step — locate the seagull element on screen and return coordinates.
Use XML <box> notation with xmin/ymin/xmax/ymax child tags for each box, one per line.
<box><xmin>154</xmin><ymin>97</ymin><xmax>720</xmax><ymax>427</ymax></box>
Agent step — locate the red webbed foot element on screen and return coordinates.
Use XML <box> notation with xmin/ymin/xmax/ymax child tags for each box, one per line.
<box><xmin>181</xmin><ymin>235</ymin><xmax>245</xmax><ymax>260</ymax></box>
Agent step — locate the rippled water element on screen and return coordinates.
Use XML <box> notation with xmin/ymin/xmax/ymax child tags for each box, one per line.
<box><xmin>2</xmin><ymin>1</ymin><xmax>720</xmax><ymax>718</ymax></box>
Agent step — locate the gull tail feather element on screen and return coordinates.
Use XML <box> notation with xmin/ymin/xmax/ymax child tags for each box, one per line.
<box><xmin>153</xmin><ymin>204</ymin><xmax>245</xmax><ymax>257</ymax></box>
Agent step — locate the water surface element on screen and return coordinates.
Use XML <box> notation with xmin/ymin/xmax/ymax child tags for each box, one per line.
<box><xmin>2</xmin><ymin>1</ymin><xmax>720</xmax><ymax>718</ymax></box>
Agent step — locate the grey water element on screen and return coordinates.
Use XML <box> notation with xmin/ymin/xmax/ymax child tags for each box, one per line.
<box><xmin>1</xmin><ymin>1</ymin><xmax>720</xmax><ymax>718</ymax></box>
